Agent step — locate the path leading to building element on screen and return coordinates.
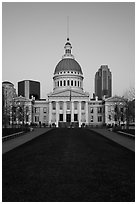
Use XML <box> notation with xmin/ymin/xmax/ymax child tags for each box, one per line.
<box><xmin>89</xmin><ymin>128</ymin><xmax>135</xmax><ymax>152</ymax></box>
<box><xmin>3</xmin><ymin>128</ymin><xmax>134</xmax><ymax>202</ymax></box>
<box><xmin>2</xmin><ymin>128</ymin><xmax>51</xmax><ymax>154</ymax></box>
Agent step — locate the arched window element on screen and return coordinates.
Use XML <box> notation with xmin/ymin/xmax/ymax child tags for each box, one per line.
<box><xmin>58</xmin><ymin>81</ymin><xmax>59</xmax><ymax>87</ymax></box>
<box><xmin>64</xmin><ymin>80</ymin><xmax>66</xmax><ymax>86</ymax></box>
<box><xmin>67</xmin><ymin>80</ymin><xmax>70</xmax><ymax>86</ymax></box>
<box><xmin>60</xmin><ymin>81</ymin><xmax>62</xmax><ymax>86</ymax></box>
<box><xmin>75</xmin><ymin>81</ymin><xmax>77</xmax><ymax>86</ymax></box>
<box><xmin>78</xmin><ymin>81</ymin><xmax>79</xmax><ymax>87</ymax></box>
<box><xmin>71</xmin><ymin>80</ymin><xmax>73</xmax><ymax>86</ymax></box>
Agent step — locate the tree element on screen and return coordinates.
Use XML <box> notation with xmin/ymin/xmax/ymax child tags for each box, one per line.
<box><xmin>123</xmin><ymin>87</ymin><xmax>135</xmax><ymax>128</ymax></box>
<box><xmin>123</xmin><ymin>87</ymin><xmax>135</xmax><ymax>101</ymax></box>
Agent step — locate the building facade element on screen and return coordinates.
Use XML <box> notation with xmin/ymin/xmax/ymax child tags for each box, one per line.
<box><xmin>95</xmin><ymin>65</ymin><xmax>112</xmax><ymax>99</ymax></box>
<box><xmin>3</xmin><ymin>39</ymin><xmax>128</xmax><ymax>128</ymax></box>
<box><xmin>2</xmin><ymin>81</ymin><xmax>17</xmax><ymax>127</ymax></box>
<box><xmin>18</xmin><ymin>80</ymin><xmax>40</xmax><ymax>100</ymax></box>
<box><xmin>104</xmin><ymin>96</ymin><xmax>127</xmax><ymax>126</ymax></box>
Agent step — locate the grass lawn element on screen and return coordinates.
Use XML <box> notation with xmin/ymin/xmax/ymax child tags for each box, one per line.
<box><xmin>2</xmin><ymin>128</ymin><xmax>135</xmax><ymax>202</ymax></box>
<box><xmin>120</xmin><ymin>129</ymin><xmax>135</xmax><ymax>135</ymax></box>
<box><xmin>2</xmin><ymin>128</ymin><xmax>29</xmax><ymax>137</ymax></box>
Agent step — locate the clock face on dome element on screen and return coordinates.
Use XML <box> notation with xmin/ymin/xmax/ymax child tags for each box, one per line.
<box><xmin>54</xmin><ymin>58</ymin><xmax>83</xmax><ymax>75</ymax></box>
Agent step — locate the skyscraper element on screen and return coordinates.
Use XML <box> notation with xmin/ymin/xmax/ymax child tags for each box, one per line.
<box><xmin>18</xmin><ymin>80</ymin><xmax>40</xmax><ymax>100</ymax></box>
<box><xmin>95</xmin><ymin>65</ymin><xmax>112</xmax><ymax>99</ymax></box>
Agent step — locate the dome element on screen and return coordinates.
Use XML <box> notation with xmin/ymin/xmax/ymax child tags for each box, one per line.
<box><xmin>2</xmin><ymin>81</ymin><xmax>14</xmax><ymax>86</ymax></box>
<box><xmin>54</xmin><ymin>58</ymin><xmax>83</xmax><ymax>75</ymax></box>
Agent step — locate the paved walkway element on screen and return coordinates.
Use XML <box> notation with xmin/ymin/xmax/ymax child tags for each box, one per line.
<box><xmin>2</xmin><ymin>128</ymin><xmax>51</xmax><ymax>154</ymax></box>
<box><xmin>3</xmin><ymin>128</ymin><xmax>134</xmax><ymax>202</ymax></box>
<box><xmin>2</xmin><ymin>128</ymin><xmax>135</xmax><ymax>154</ymax></box>
<box><xmin>89</xmin><ymin>128</ymin><xmax>135</xmax><ymax>152</ymax></box>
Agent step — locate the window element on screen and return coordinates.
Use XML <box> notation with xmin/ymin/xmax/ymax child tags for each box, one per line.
<box><xmin>98</xmin><ymin>116</ymin><xmax>102</xmax><ymax>122</ymax></box>
<box><xmin>78</xmin><ymin>81</ymin><xmax>79</xmax><ymax>87</ymax></box>
<box><xmin>74</xmin><ymin>102</ymin><xmax>78</xmax><ymax>110</ymax></box>
<box><xmin>121</xmin><ymin>108</ymin><xmax>123</xmax><ymax>112</ymax></box>
<box><xmin>74</xmin><ymin>114</ymin><xmax>78</xmax><ymax>121</ymax></box>
<box><xmin>43</xmin><ymin>116</ymin><xmax>46</xmax><ymax>122</ymax></box>
<box><xmin>59</xmin><ymin>102</ymin><xmax>63</xmax><ymax>110</ymax></box>
<box><xmin>66</xmin><ymin>49</ymin><xmax>71</xmax><ymax>54</ymax></box>
<box><xmin>35</xmin><ymin>107</ymin><xmax>40</xmax><ymax>114</ymax></box>
<box><xmin>81</xmin><ymin>102</ymin><xmax>85</xmax><ymax>110</ymax></box>
<box><xmin>52</xmin><ymin>102</ymin><xmax>56</xmax><ymax>110</ymax></box>
<box><xmin>67</xmin><ymin>102</ymin><xmax>70</xmax><ymax>110</ymax></box>
<box><xmin>64</xmin><ymin>80</ymin><xmax>66</xmax><ymax>86</ymax></box>
<box><xmin>71</xmin><ymin>80</ymin><xmax>73</xmax><ymax>86</ymax></box>
<box><xmin>75</xmin><ymin>81</ymin><xmax>77</xmax><ymax>86</ymax></box>
<box><xmin>98</xmin><ymin>107</ymin><xmax>102</xmax><ymax>113</ymax></box>
<box><xmin>60</xmin><ymin>81</ymin><xmax>62</xmax><ymax>86</ymax></box>
<box><xmin>80</xmin><ymin>81</ymin><xmax>82</xmax><ymax>87</ymax></box>
<box><xmin>71</xmin><ymin>71</ymin><xmax>73</xmax><ymax>74</ymax></box>
<box><xmin>58</xmin><ymin>81</ymin><xmax>59</xmax><ymax>87</ymax></box>
<box><xmin>90</xmin><ymin>108</ymin><xmax>94</xmax><ymax>113</ymax></box>
<box><xmin>91</xmin><ymin>116</ymin><xmax>93</xmax><ymax>122</ymax></box>
<box><xmin>35</xmin><ymin>116</ymin><xmax>39</xmax><ymax>122</ymax></box>
<box><xmin>67</xmin><ymin>80</ymin><xmax>70</xmax><ymax>86</ymax></box>
<box><xmin>109</xmin><ymin>115</ymin><xmax>111</xmax><ymax>120</ymax></box>
<box><xmin>26</xmin><ymin>115</ymin><xmax>29</xmax><ymax>122</ymax></box>
<box><xmin>59</xmin><ymin>114</ymin><xmax>63</xmax><ymax>121</ymax></box>
<box><xmin>43</xmin><ymin>107</ymin><xmax>47</xmax><ymax>113</ymax></box>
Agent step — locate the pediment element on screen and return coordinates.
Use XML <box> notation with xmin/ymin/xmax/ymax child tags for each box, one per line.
<box><xmin>14</xmin><ymin>96</ymin><xmax>29</xmax><ymax>102</ymax></box>
<box><xmin>105</xmin><ymin>96</ymin><xmax>126</xmax><ymax>103</ymax></box>
<box><xmin>48</xmin><ymin>89</ymin><xmax>89</xmax><ymax>98</ymax></box>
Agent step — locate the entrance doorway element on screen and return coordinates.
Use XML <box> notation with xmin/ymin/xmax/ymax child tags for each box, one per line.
<box><xmin>66</xmin><ymin>114</ymin><xmax>71</xmax><ymax>122</ymax></box>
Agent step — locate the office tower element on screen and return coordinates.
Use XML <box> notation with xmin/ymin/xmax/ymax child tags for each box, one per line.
<box><xmin>18</xmin><ymin>80</ymin><xmax>40</xmax><ymax>100</ymax></box>
<box><xmin>95</xmin><ymin>65</ymin><xmax>112</xmax><ymax>99</ymax></box>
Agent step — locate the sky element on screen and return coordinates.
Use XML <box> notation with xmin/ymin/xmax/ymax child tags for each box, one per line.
<box><xmin>2</xmin><ymin>2</ymin><xmax>135</xmax><ymax>99</ymax></box>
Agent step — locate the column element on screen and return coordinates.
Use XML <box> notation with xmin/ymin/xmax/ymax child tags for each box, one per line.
<box><xmin>78</xmin><ymin>101</ymin><xmax>81</xmax><ymax>127</ymax></box>
<box><xmin>71</xmin><ymin>101</ymin><xmax>74</xmax><ymax>122</ymax></box>
<box><xmin>56</xmin><ymin>101</ymin><xmax>59</xmax><ymax>127</ymax></box>
<box><xmin>85</xmin><ymin>101</ymin><xmax>88</xmax><ymax>125</ymax></box>
<box><xmin>63</xmin><ymin>101</ymin><xmax>66</xmax><ymax>122</ymax></box>
<box><xmin>49</xmin><ymin>101</ymin><xmax>52</xmax><ymax>125</ymax></box>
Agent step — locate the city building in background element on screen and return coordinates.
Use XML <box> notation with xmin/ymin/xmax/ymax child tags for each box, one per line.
<box><xmin>18</xmin><ymin>80</ymin><xmax>40</xmax><ymax>100</ymax></box>
<box><xmin>95</xmin><ymin>65</ymin><xmax>112</xmax><ymax>100</ymax></box>
<box><xmin>2</xmin><ymin>81</ymin><xmax>17</xmax><ymax>127</ymax></box>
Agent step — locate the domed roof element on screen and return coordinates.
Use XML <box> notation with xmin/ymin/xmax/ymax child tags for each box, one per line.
<box><xmin>2</xmin><ymin>81</ymin><xmax>14</xmax><ymax>86</ymax></box>
<box><xmin>54</xmin><ymin>58</ymin><xmax>83</xmax><ymax>74</ymax></box>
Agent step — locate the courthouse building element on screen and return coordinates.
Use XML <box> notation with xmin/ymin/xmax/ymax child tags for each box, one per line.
<box><xmin>47</xmin><ymin>38</ymin><xmax>90</xmax><ymax>127</ymax></box>
<box><xmin>3</xmin><ymin>38</ymin><xmax>127</xmax><ymax>128</ymax></box>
